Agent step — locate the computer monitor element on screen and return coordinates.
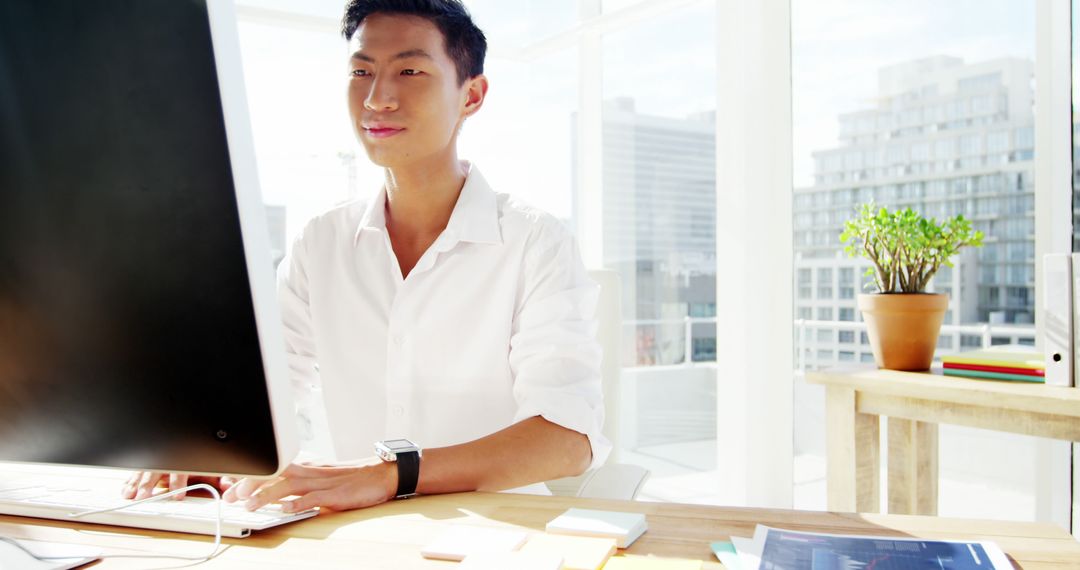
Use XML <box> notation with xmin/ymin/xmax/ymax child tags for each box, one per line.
<box><xmin>0</xmin><ymin>0</ymin><xmax>297</xmax><ymax>477</ymax></box>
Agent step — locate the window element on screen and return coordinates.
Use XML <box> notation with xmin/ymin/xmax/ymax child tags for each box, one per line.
<box><xmin>798</xmin><ymin>268</ymin><xmax>813</xmax><ymax>298</ymax></box>
<box><xmin>1006</xmin><ymin>286</ymin><xmax>1030</xmax><ymax>308</ymax></box>
<box><xmin>237</xmin><ymin>18</ymin><xmax>379</xmax><ymax>245</ymax></box>
<box><xmin>987</xmin><ymin>131</ymin><xmax>1009</xmax><ymax>153</ymax></box>
<box><xmin>838</xmin><ymin>351</ymin><xmax>856</xmax><ymax>362</ymax></box>
<box><xmin>935</xmin><ymin>139</ymin><xmax>956</xmax><ymax>158</ymax></box>
<box><xmin>817</xmin><ymin>329</ymin><xmax>834</xmax><ymax>343</ymax></box>
<box><xmin>795</xmin><ymin>0</ymin><xmax>1042</xmax><ymax>521</ymax></box>
<box><xmin>838</xmin><ymin>330</ymin><xmax>855</xmax><ymax>343</ymax></box>
<box><xmin>817</xmin><ymin>307</ymin><xmax>833</xmax><ymax>321</ymax></box>
<box><xmin>595</xmin><ymin>0</ymin><xmax>720</xmax><ymax>500</ymax></box>
<box><xmin>958</xmin><ymin>72</ymin><xmax>1002</xmax><ymax>92</ymax></box>
<box><xmin>603</xmin><ymin>1</ymin><xmax>717</xmax><ymax>371</ymax></box>
<box><xmin>236</xmin><ymin>0</ymin><xmax>702</xmax><ymax>506</ymax></box>
<box><xmin>838</xmin><ymin>267</ymin><xmax>855</xmax><ymax>298</ymax></box>
<box><xmin>692</xmin><ymin>337</ymin><xmax>717</xmax><ymax>361</ymax></box>
<box><xmin>689</xmin><ymin>303</ymin><xmax>717</xmax><ymax>317</ymax></box>
<box><xmin>960</xmin><ymin>134</ymin><xmax>983</xmax><ymax>156</ymax></box>
<box><xmin>817</xmin><ymin>268</ymin><xmax>833</xmax><ymax>299</ymax></box>
<box><xmin>961</xmin><ymin>335</ymin><xmax>983</xmax><ymax>348</ymax></box>
<box><xmin>1015</xmin><ymin>126</ymin><xmax>1034</xmax><ymax>149</ymax></box>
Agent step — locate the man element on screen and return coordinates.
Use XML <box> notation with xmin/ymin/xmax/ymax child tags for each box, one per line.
<box><xmin>123</xmin><ymin>0</ymin><xmax>608</xmax><ymax>512</ymax></box>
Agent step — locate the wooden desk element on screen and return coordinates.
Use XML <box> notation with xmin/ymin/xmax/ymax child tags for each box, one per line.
<box><xmin>807</xmin><ymin>366</ymin><xmax>1080</xmax><ymax>516</ymax></box>
<box><xmin>3</xmin><ymin>490</ymin><xmax>1080</xmax><ymax>568</ymax></box>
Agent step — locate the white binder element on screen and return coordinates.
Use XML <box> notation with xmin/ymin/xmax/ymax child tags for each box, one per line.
<box><xmin>1044</xmin><ymin>254</ymin><xmax>1072</xmax><ymax>386</ymax></box>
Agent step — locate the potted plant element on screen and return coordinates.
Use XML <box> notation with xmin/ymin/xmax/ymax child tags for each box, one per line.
<box><xmin>839</xmin><ymin>204</ymin><xmax>983</xmax><ymax>371</ymax></box>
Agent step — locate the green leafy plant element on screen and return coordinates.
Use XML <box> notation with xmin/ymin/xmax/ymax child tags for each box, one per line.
<box><xmin>839</xmin><ymin>203</ymin><xmax>984</xmax><ymax>294</ymax></box>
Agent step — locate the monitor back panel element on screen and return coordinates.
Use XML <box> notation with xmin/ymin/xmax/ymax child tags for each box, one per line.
<box><xmin>0</xmin><ymin>0</ymin><xmax>282</xmax><ymax>475</ymax></box>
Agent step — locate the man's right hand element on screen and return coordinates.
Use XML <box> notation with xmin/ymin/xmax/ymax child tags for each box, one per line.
<box><xmin>121</xmin><ymin>472</ymin><xmax>237</xmax><ymax>501</ymax></box>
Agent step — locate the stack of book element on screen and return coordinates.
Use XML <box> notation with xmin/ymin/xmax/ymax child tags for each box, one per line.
<box><xmin>940</xmin><ymin>348</ymin><xmax>1045</xmax><ymax>383</ymax></box>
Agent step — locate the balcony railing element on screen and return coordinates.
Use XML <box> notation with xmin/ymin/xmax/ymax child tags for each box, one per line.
<box><xmin>620</xmin><ymin>317</ymin><xmax>1036</xmax><ymax>370</ymax></box>
<box><xmin>793</xmin><ymin>319</ymin><xmax>1036</xmax><ymax>372</ymax></box>
<box><xmin>623</xmin><ymin>316</ymin><xmax>718</xmax><ymax>366</ymax></box>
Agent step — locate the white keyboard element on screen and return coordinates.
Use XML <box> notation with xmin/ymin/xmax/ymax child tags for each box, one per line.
<box><xmin>0</xmin><ymin>470</ymin><xmax>318</xmax><ymax>538</ymax></box>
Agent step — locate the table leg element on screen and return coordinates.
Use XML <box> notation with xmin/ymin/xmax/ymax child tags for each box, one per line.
<box><xmin>825</xmin><ymin>386</ymin><xmax>880</xmax><ymax>513</ymax></box>
<box><xmin>887</xmin><ymin>417</ymin><xmax>939</xmax><ymax>516</ymax></box>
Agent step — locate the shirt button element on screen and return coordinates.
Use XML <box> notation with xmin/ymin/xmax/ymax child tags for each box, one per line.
<box><xmin>392</xmin><ymin>406</ymin><xmax>405</xmax><ymax>417</ymax></box>
<box><xmin>393</xmin><ymin>335</ymin><xmax>405</xmax><ymax>346</ymax></box>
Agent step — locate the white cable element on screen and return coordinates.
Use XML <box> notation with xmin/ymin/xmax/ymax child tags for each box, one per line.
<box><xmin>6</xmin><ymin>483</ymin><xmax>225</xmax><ymax>564</ymax></box>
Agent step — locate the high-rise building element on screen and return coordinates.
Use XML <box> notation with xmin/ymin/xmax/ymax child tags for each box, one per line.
<box><xmin>575</xmin><ymin>98</ymin><xmax>717</xmax><ymax>366</ymax></box>
<box><xmin>795</xmin><ymin>56</ymin><xmax>1036</xmax><ymax>368</ymax></box>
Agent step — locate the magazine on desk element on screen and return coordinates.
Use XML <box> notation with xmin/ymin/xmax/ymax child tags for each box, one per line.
<box><xmin>726</xmin><ymin>524</ymin><xmax>1012</xmax><ymax>570</ymax></box>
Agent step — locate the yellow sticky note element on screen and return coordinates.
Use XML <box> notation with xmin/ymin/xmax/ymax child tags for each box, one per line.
<box><xmin>520</xmin><ymin>533</ymin><xmax>618</xmax><ymax>570</ymax></box>
<box><xmin>459</xmin><ymin>551</ymin><xmax>565</xmax><ymax>570</ymax></box>
<box><xmin>602</xmin><ymin>555</ymin><xmax>703</xmax><ymax>570</ymax></box>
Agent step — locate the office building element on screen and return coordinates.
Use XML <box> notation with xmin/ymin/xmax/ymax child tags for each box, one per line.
<box><xmin>575</xmin><ymin>98</ymin><xmax>717</xmax><ymax>365</ymax></box>
<box><xmin>794</xmin><ymin>56</ymin><xmax>1036</xmax><ymax>368</ymax></box>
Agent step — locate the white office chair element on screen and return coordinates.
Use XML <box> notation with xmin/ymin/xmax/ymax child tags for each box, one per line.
<box><xmin>575</xmin><ymin>463</ymin><xmax>650</xmax><ymax>500</ymax></box>
<box><xmin>546</xmin><ymin>269</ymin><xmax>650</xmax><ymax>500</ymax></box>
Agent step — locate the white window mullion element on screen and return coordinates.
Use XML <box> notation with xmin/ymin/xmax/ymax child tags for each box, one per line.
<box><xmin>714</xmin><ymin>0</ymin><xmax>794</xmax><ymax>509</ymax></box>
<box><xmin>575</xmin><ymin>0</ymin><xmax>604</xmax><ymax>266</ymax></box>
<box><xmin>1034</xmin><ymin>0</ymin><xmax>1075</xmax><ymax>537</ymax></box>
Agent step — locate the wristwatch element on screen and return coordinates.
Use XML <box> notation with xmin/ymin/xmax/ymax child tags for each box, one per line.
<box><xmin>374</xmin><ymin>438</ymin><xmax>422</xmax><ymax>499</ymax></box>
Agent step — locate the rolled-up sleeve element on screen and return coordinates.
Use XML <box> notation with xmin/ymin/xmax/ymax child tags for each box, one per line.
<box><xmin>509</xmin><ymin>221</ymin><xmax>612</xmax><ymax>471</ymax></box>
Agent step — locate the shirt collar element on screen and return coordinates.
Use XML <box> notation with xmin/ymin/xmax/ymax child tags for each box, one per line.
<box><xmin>353</xmin><ymin>162</ymin><xmax>502</xmax><ymax>246</ymax></box>
<box><xmin>355</xmin><ymin>184</ymin><xmax>388</xmax><ymax>238</ymax></box>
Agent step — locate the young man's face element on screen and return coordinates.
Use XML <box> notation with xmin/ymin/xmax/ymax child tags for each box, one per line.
<box><xmin>346</xmin><ymin>13</ymin><xmax>484</xmax><ymax>169</ymax></box>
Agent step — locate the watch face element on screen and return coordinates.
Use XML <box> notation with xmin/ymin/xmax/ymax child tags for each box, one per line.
<box><xmin>383</xmin><ymin>439</ymin><xmax>414</xmax><ymax>452</ymax></box>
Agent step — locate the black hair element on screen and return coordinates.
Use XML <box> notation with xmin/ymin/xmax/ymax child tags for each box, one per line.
<box><xmin>341</xmin><ymin>0</ymin><xmax>487</xmax><ymax>85</ymax></box>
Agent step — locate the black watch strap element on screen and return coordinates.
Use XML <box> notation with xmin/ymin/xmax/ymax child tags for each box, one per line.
<box><xmin>394</xmin><ymin>450</ymin><xmax>420</xmax><ymax>499</ymax></box>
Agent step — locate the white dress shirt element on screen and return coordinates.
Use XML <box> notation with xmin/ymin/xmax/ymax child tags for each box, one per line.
<box><xmin>277</xmin><ymin>163</ymin><xmax>611</xmax><ymax>480</ymax></box>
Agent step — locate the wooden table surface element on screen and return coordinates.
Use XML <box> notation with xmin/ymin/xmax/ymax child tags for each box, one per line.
<box><xmin>3</xmin><ymin>489</ymin><xmax>1080</xmax><ymax>568</ymax></box>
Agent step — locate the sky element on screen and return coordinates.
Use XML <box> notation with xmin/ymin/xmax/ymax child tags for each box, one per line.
<box><xmin>792</xmin><ymin>0</ymin><xmax>1035</xmax><ymax>186</ymax></box>
<box><xmin>233</xmin><ymin>0</ymin><xmax>1037</xmax><ymax>241</ymax></box>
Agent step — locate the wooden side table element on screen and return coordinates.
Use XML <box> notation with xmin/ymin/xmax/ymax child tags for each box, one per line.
<box><xmin>806</xmin><ymin>366</ymin><xmax>1080</xmax><ymax>515</ymax></box>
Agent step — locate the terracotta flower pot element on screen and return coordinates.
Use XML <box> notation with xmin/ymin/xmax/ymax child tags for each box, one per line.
<box><xmin>857</xmin><ymin>293</ymin><xmax>948</xmax><ymax>371</ymax></box>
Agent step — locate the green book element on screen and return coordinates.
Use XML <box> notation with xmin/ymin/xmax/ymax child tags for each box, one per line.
<box><xmin>944</xmin><ymin>368</ymin><xmax>1045</xmax><ymax>383</ymax></box>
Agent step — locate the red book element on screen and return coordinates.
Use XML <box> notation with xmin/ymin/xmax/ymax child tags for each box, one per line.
<box><xmin>944</xmin><ymin>362</ymin><xmax>1045</xmax><ymax>377</ymax></box>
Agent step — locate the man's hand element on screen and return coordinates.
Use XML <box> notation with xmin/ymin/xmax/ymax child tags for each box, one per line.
<box><xmin>223</xmin><ymin>460</ymin><xmax>398</xmax><ymax>513</ymax></box>
<box><xmin>121</xmin><ymin>472</ymin><xmax>238</xmax><ymax>501</ymax></box>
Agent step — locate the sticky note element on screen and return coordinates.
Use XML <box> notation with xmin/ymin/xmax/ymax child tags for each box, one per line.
<box><xmin>710</xmin><ymin>541</ymin><xmax>741</xmax><ymax>570</ymax></box>
<box><xmin>546</xmin><ymin>508</ymin><xmax>648</xmax><ymax>548</ymax></box>
<box><xmin>420</xmin><ymin>525</ymin><xmax>529</xmax><ymax>561</ymax></box>
<box><xmin>602</xmin><ymin>555</ymin><xmax>703</xmax><ymax>569</ymax></box>
<box><xmin>520</xmin><ymin>533</ymin><xmax>618</xmax><ymax>570</ymax></box>
<box><xmin>459</xmin><ymin>551</ymin><xmax>565</xmax><ymax>570</ymax></box>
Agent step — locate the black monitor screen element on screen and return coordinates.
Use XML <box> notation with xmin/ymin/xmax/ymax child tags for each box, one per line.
<box><xmin>0</xmin><ymin>0</ymin><xmax>282</xmax><ymax>475</ymax></box>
